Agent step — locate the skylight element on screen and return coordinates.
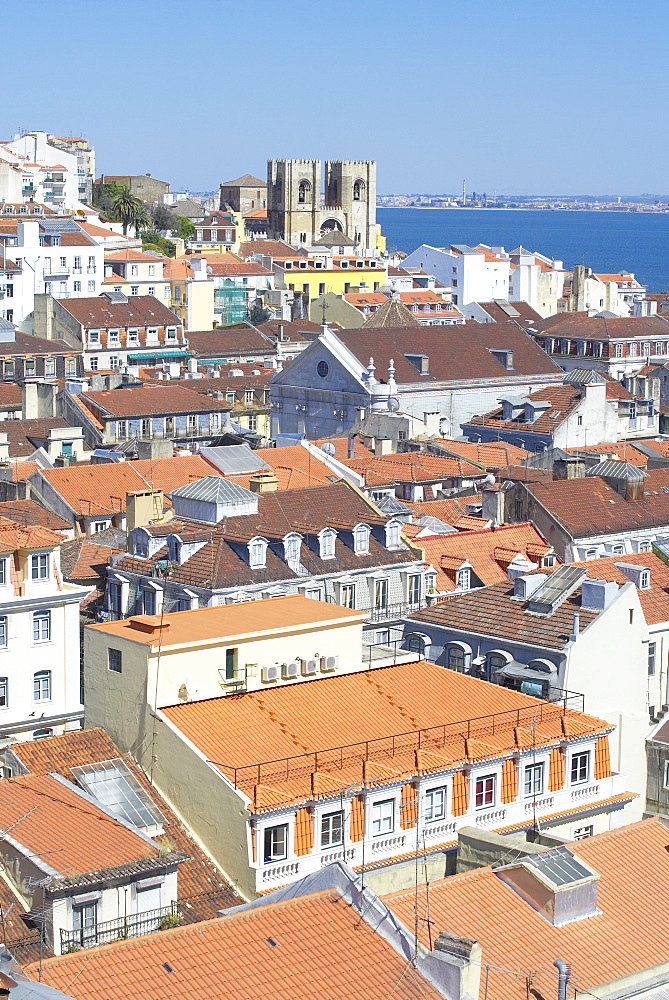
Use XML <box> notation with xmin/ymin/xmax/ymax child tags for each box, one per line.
<box><xmin>71</xmin><ymin>759</ymin><xmax>166</xmax><ymax>831</ymax></box>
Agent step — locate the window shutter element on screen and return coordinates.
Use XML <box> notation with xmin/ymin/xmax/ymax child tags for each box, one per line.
<box><xmin>294</xmin><ymin>806</ymin><xmax>313</xmax><ymax>856</ymax></box>
<box><xmin>350</xmin><ymin>794</ymin><xmax>364</xmax><ymax>842</ymax></box>
<box><xmin>400</xmin><ymin>782</ymin><xmax>417</xmax><ymax>829</ymax></box>
<box><xmin>452</xmin><ymin>770</ymin><xmax>468</xmax><ymax>816</ymax></box>
<box><xmin>501</xmin><ymin>758</ymin><xmax>518</xmax><ymax>803</ymax></box>
<box><xmin>594</xmin><ymin>736</ymin><xmax>611</xmax><ymax>779</ymax></box>
<box><xmin>548</xmin><ymin>747</ymin><xmax>564</xmax><ymax>791</ymax></box>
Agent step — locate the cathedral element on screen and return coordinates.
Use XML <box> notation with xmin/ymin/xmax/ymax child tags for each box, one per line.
<box><xmin>267</xmin><ymin>159</ymin><xmax>378</xmax><ymax>250</ymax></box>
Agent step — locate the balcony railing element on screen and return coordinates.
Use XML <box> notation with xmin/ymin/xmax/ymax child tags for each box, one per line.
<box><xmin>59</xmin><ymin>903</ymin><xmax>180</xmax><ymax>953</ymax></box>
<box><xmin>368</xmin><ymin>599</ymin><xmax>425</xmax><ymax>623</ymax></box>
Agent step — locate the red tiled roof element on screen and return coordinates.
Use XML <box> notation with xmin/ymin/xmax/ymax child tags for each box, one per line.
<box><xmin>80</xmin><ymin>384</ymin><xmax>229</xmax><ymax>418</ymax></box>
<box><xmin>385</xmin><ymin>819</ymin><xmax>669</xmax><ymax>1000</ymax></box>
<box><xmin>419</xmin><ymin>522</ymin><xmax>553</xmax><ymax>590</ymax></box>
<box><xmin>532</xmin><ymin>313</ymin><xmax>669</xmax><ymax>340</ymax></box>
<box><xmin>0</xmin><ymin>499</ymin><xmax>71</xmax><ymax>532</ymax></box>
<box><xmin>29</xmin><ymin>890</ymin><xmax>444</xmax><ymax>1000</ymax></box>
<box><xmin>57</xmin><ymin>295</ymin><xmax>181</xmax><ymax>330</ymax></box>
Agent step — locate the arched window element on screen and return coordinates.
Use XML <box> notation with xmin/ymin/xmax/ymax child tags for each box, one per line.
<box><xmin>167</xmin><ymin>536</ymin><xmax>182</xmax><ymax>563</ymax></box>
<box><xmin>298</xmin><ymin>180</ymin><xmax>311</xmax><ymax>204</ymax></box>
<box><xmin>385</xmin><ymin>520</ymin><xmax>402</xmax><ymax>549</ymax></box>
<box><xmin>134</xmin><ymin>529</ymin><xmax>150</xmax><ymax>558</ymax></box>
<box><xmin>249</xmin><ymin>536</ymin><xmax>268</xmax><ymax>569</ymax></box>
<box><xmin>446</xmin><ymin>642</ymin><xmax>471</xmax><ymax>673</ymax></box>
<box><xmin>354</xmin><ymin>524</ymin><xmax>370</xmax><ymax>555</ymax></box>
<box><xmin>486</xmin><ymin>650</ymin><xmax>512</xmax><ymax>680</ymax></box>
<box><xmin>319</xmin><ymin>528</ymin><xmax>337</xmax><ymax>559</ymax></box>
<box><xmin>353</xmin><ymin>180</ymin><xmax>365</xmax><ymax>201</ymax></box>
<box><xmin>32</xmin><ymin>728</ymin><xmax>53</xmax><ymax>740</ymax></box>
<box><xmin>34</xmin><ymin>670</ymin><xmax>51</xmax><ymax>701</ymax></box>
<box><xmin>283</xmin><ymin>533</ymin><xmax>302</xmax><ymax>564</ymax></box>
<box><xmin>405</xmin><ymin>632</ymin><xmax>430</xmax><ymax>657</ymax></box>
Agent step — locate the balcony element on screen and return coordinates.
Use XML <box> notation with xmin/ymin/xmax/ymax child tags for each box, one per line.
<box><xmin>43</xmin><ymin>266</ymin><xmax>70</xmax><ymax>278</ymax></box>
<box><xmin>59</xmin><ymin>903</ymin><xmax>180</xmax><ymax>953</ymax></box>
<box><xmin>368</xmin><ymin>599</ymin><xmax>425</xmax><ymax>623</ymax></box>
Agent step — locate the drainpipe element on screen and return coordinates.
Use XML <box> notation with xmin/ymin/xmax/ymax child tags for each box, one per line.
<box><xmin>553</xmin><ymin>959</ymin><xmax>570</xmax><ymax>1000</ymax></box>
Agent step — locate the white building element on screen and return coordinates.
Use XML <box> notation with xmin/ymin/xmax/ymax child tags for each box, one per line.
<box><xmin>0</xmin><ymin>131</ymin><xmax>83</xmax><ymax>211</ymax></box>
<box><xmin>402</xmin><ymin>244</ymin><xmax>512</xmax><ymax>309</ymax></box>
<box><xmin>0</xmin><ymin>517</ymin><xmax>89</xmax><ymax>742</ymax></box>
<box><xmin>0</xmin><ymin>218</ymin><xmax>104</xmax><ymax>328</ymax></box>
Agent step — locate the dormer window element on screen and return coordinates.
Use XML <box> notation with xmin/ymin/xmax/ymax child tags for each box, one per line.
<box><xmin>456</xmin><ymin>567</ymin><xmax>471</xmax><ymax>591</ymax></box>
<box><xmin>283</xmin><ymin>532</ymin><xmax>302</xmax><ymax>565</ymax></box>
<box><xmin>385</xmin><ymin>520</ymin><xmax>402</xmax><ymax>549</ymax></box>
<box><xmin>249</xmin><ymin>536</ymin><xmax>268</xmax><ymax>569</ymax></box>
<box><xmin>167</xmin><ymin>536</ymin><xmax>182</xmax><ymax>564</ymax></box>
<box><xmin>640</xmin><ymin>570</ymin><xmax>651</xmax><ymax>589</ymax></box>
<box><xmin>319</xmin><ymin>528</ymin><xmax>337</xmax><ymax>559</ymax></box>
<box><xmin>354</xmin><ymin>523</ymin><xmax>371</xmax><ymax>555</ymax></box>
<box><xmin>133</xmin><ymin>529</ymin><xmax>150</xmax><ymax>558</ymax></box>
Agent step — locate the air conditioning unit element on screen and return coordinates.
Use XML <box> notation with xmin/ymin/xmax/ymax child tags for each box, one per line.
<box><xmin>321</xmin><ymin>655</ymin><xmax>338</xmax><ymax>673</ymax></box>
<box><xmin>262</xmin><ymin>665</ymin><xmax>279</xmax><ymax>684</ymax></box>
<box><xmin>302</xmin><ymin>658</ymin><xmax>319</xmax><ymax>676</ymax></box>
<box><xmin>282</xmin><ymin>661</ymin><xmax>300</xmax><ymax>680</ymax></box>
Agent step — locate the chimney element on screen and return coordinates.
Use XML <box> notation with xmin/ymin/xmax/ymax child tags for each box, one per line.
<box><xmin>552</xmin><ymin>457</ymin><xmax>585</xmax><ymax>481</ymax></box>
<box><xmin>580</xmin><ymin>578</ymin><xmax>619</xmax><ymax>611</ymax></box>
<box><xmin>277</xmin><ymin>324</ymin><xmax>284</xmax><ymax>341</ymax></box>
<box><xmin>482</xmin><ymin>485</ymin><xmax>505</xmax><ymax>527</ymax></box>
<box><xmin>347</xmin><ymin>435</ymin><xmax>355</xmax><ymax>460</ymax></box>
<box><xmin>126</xmin><ymin>489</ymin><xmax>165</xmax><ymax>530</ymax></box>
<box><xmin>249</xmin><ymin>471</ymin><xmax>279</xmax><ymax>494</ymax></box>
<box><xmin>22</xmin><ymin>380</ymin><xmax>57</xmax><ymax>420</ymax></box>
<box><xmin>570</xmin><ymin>613</ymin><xmax>580</xmax><ymax>641</ymax></box>
<box><xmin>625</xmin><ymin>478</ymin><xmax>644</xmax><ymax>502</ymax></box>
<box><xmin>128</xmin><ymin>616</ymin><xmax>170</xmax><ymax>635</ymax></box>
<box><xmin>431</xmin><ymin>932</ymin><xmax>481</xmax><ymax>1000</ymax></box>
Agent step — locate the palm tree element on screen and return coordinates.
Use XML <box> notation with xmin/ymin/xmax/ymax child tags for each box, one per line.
<box><xmin>111</xmin><ymin>187</ymin><xmax>150</xmax><ymax>236</ymax></box>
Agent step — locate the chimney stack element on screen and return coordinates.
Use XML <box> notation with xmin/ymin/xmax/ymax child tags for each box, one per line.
<box><xmin>249</xmin><ymin>471</ymin><xmax>279</xmax><ymax>494</ymax></box>
<box><xmin>482</xmin><ymin>485</ymin><xmax>505</xmax><ymax>527</ymax></box>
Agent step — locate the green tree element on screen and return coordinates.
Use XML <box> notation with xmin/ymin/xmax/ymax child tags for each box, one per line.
<box><xmin>112</xmin><ymin>187</ymin><xmax>151</xmax><ymax>236</ymax></box>
<box><xmin>150</xmin><ymin>204</ymin><xmax>178</xmax><ymax>232</ymax></box>
<box><xmin>177</xmin><ymin>216</ymin><xmax>195</xmax><ymax>242</ymax></box>
<box><xmin>140</xmin><ymin>231</ymin><xmax>177</xmax><ymax>257</ymax></box>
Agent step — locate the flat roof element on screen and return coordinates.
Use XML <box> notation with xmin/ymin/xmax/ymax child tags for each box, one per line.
<box><xmin>88</xmin><ymin>594</ymin><xmax>366</xmax><ymax>647</ymax></box>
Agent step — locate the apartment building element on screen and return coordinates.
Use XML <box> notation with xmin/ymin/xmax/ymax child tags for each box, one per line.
<box><xmin>84</xmin><ymin>608</ymin><xmax>632</xmax><ymax>898</ymax></box>
<box><xmin>103</xmin><ymin>249</ymin><xmax>170</xmax><ymax>305</ymax></box>
<box><xmin>0</xmin><ymin>131</ymin><xmax>83</xmax><ymax>210</ymax></box>
<box><xmin>0</xmin><ymin>517</ymin><xmax>89</xmax><ymax>741</ymax></box>
<box><xmin>530</xmin><ymin>312</ymin><xmax>669</xmax><ymax>378</ymax></box>
<box><xmin>33</xmin><ymin>292</ymin><xmax>188</xmax><ymax>370</ymax></box>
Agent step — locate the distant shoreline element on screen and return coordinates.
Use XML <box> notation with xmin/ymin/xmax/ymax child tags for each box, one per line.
<box><xmin>376</xmin><ymin>205</ymin><xmax>668</xmax><ymax>215</ymax></box>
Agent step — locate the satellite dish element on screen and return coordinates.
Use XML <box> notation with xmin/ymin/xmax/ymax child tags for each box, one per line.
<box><xmin>320</xmin><ymin>441</ymin><xmax>336</xmax><ymax>456</ymax></box>
<box><xmin>388</xmin><ymin>397</ymin><xmax>400</xmax><ymax>412</ymax></box>
<box><xmin>484</xmin><ymin>473</ymin><xmax>496</xmax><ymax>485</ymax></box>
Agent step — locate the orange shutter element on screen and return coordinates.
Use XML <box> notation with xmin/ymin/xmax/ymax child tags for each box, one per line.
<box><xmin>594</xmin><ymin>736</ymin><xmax>611</xmax><ymax>779</ymax></box>
<box><xmin>400</xmin><ymin>782</ymin><xmax>417</xmax><ymax>829</ymax></box>
<box><xmin>250</xmin><ymin>822</ymin><xmax>256</xmax><ymax>862</ymax></box>
<box><xmin>452</xmin><ymin>769</ymin><xmax>469</xmax><ymax>816</ymax></box>
<box><xmin>350</xmin><ymin>794</ymin><xmax>364</xmax><ymax>842</ymax></box>
<box><xmin>501</xmin><ymin>758</ymin><xmax>518</xmax><ymax>804</ymax></box>
<box><xmin>548</xmin><ymin>747</ymin><xmax>564</xmax><ymax>791</ymax></box>
<box><xmin>294</xmin><ymin>806</ymin><xmax>313</xmax><ymax>856</ymax></box>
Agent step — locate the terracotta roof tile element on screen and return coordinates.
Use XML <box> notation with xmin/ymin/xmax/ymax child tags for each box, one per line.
<box><xmin>29</xmin><ymin>890</ymin><xmax>443</xmax><ymax>1000</ymax></box>
<box><xmin>159</xmin><ymin>660</ymin><xmax>609</xmax><ymax>810</ymax></box>
<box><xmin>81</xmin><ymin>384</ymin><xmax>229</xmax><ymax>418</ymax></box>
<box><xmin>385</xmin><ymin>819</ymin><xmax>669</xmax><ymax>1000</ymax></box>
<box><xmin>532</xmin><ymin>313</ymin><xmax>669</xmax><ymax>340</ymax></box>
<box><xmin>57</xmin><ymin>295</ymin><xmax>181</xmax><ymax>330</ymax></box>
<box><xmin>0</xmin><ymin>499</ymin><xmax>71</xmax><ymax>532</ymax></box>
<box><xmin>435</xmin><ymin>440</ymin><xmax>531</xmax><ymax>468</ymax></box>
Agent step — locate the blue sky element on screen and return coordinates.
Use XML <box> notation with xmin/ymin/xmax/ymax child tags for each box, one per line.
<box><xmin>6</xmin><ymin>0</ymin><xmax>667</xmax><ymax>195</ymax></box>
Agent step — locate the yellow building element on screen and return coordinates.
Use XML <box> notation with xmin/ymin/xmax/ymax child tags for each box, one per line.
<box><xmin>162</xmin><ymin>257</ymin><xmax>215</xmax><ymax>331</ymax></box>
<box><xmin>273</xmin><ymin>254</ymin><xmax>388</xmax><ymax>309</ymax></box>
<box><xmin>189</xmin><ymin>210</ymin><xmax>244</xmax><ymax>255</ymax></box>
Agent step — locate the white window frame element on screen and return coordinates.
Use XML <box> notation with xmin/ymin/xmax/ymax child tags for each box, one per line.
<box><xmin>424</xmin><ymin>786</ymin><xmax>446</xmax><ymax>822</ymax></box>
<box><xmin>32</xmin><ymin>611</ymin><xmax>50</xmax><ymax>643</ymax></box>
<box><xmin>371</xmin><ymin>798</ymin><xmax>395</xmax><ymax>837</ymax></box>
<box><xmin>570</xmin><ymin>751</ymin><xmax>590</xmax><ymax>785</ymax></box>
<box><xmin>33</xmin><ymin>669</ymin><xmax>51</xmax><ymax>701</ymax></box>
<box><xmin>263</xmin><ymin>823</ymin><xmax>288</xmax><ymax>862</ymax></box>
<box><xmin>31</xmin><ymin>553</ymin><xmax>49</xmax><ymax>580</ymax></box>
<box><xmin>320</xmin><ymin>810</ymin><xmax>344</xmax><ymax>848</ymax></box>
<box><xmin>523</xmin><ymin>762</ymin><xmax>544</xmax><ymax>798</ymax></box>
<box><xmin>475</xmin><ymin>773</ymin><xmax>496</xmax><ymax>809</ymax></box>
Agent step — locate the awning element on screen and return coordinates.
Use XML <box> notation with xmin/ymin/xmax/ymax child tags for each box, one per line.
<box><xmin>498</xmin><ymin>663</ymin><xmax>556</xmax><ymax>681</ymax></box>
<box><xmin>127</xmin><ymin>350</ymin><xmax>192</xmax><ymax>361</ymax></box>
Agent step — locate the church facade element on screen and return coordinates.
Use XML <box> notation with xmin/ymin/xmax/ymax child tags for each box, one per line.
<box><xmin>267</xmin><ymin>159</ymin><xmax>378</xmax><ymax>250</ymax></box>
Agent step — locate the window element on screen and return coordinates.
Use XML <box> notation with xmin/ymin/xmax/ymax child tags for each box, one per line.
<box><xmin>524</xmin><ymin>763</ymin><xmax>544</xmax><ymax>798</ymax></box>
<box><xmin>640</xmin><ymin>570</ymin><xmax>650</xmax><ymax>589</ymax></box>
<box><xmin>264</xmin><ymin>824</ymin><xmax>288</xmax><ymax>862</ymax></box>
<box><xmin>128</xmin><ymin>328</ymin><xmax>139</xmax><ymax>343</ymax></box>
<box><xmin>108</xmin><ymin>582</ymin><xmax>122</xmax><ymax>616</ymax></box>
<box><xmin>447</xmin><ymin>645</ymin><xmax>467</xmax><ymax>672</ymax></box>
<box><xmin>0</xmin><ymin>677</ymin><xmax>7</xmax><ymax>707</ymax></box>
<box><xmin>88</xmin><ymin>280</ymin><xmax>95</xmax><ymax>291</ymax></box>
<box><xmin>31</xmin><ymin>553</ymin><xmax>49</xmax><ymax>580</ymax></box>
<box><xmin>59</xmin><ymin>256</ymin><xmax>66</xmax><ymax>268</ymax></box>
<box><xmin>648</xmin><ymin>643</ymin><xmax>656</xmax><ymax>676</ymax></box>
<box><xmin>131</xmin><ymin>286</ymin><xmax>139</xmax><ymax>296</ymax></box>
<box><xmin>317</xmin><ymin>360</ymin><xmax>329</xmax><ymax>378</ymax></box>
<box><xmin>142</xmin><ymin>589</ymin><xmax>156</xmax><ymax>615</ymax></box>
<box><xmin>321</xmin><ymin>810</ymin><xmax>343</xmax><ymax>848</ymax></box>
<box><xmin>109</xmin><ymin>357</ymin><xmax>120</xmax><ymax>370</ymax></box>
<box><xmin>93</xmin><ymin>521</ymin><xmax>106</xmax><ymax>533</ymax></box>
<box><xmin>340</xmin><ymin>583</ymin><xmax>355</xmax><ymax>608</ymax></box>
<box><xmin>108</xmin><ymin>649</ymin><xmax>122</xmax><ymax>673</ymax></box>
<box><xmin>166</xmin><ymin>327</ymin><xmax>176</xmax><ymax>340</ymax></box>
<box><xmin>245</xmin><ymin>390</ymin><xmax>254</xmax><ymax>405</ymax></box>
<box><xmin>73</xmin><ymin>256</ymin><xmax>81</xmax><ymax>271</ymax></box>
<box><xmin>165</xmin><ymin>416</ymin><xmax>174</xmax><ymax>434</ymax></box>
<box><xmin>371</xmin><ymin>799</ymin><xmax>395</xmax><ymax>836</ymax></box>
<box><xmin>3</xmin><ymin>361</ymin><xmax>13</xmax><ymax>377</ymax></box>
<box><xmin>514</xmin><ymin>497</ymin><xmax>524</xmax><ymax>521</ymax></box>
<box><xmin>408</xmin><ymin>574</ymin><xmax>421</xmax><ymax>605</ymax></box>
<box><xmin>32</xmin><ymin>612</ymin><xmax>50</xmax><ymax>643</ymax></box>
<box><xmin>73</xmin><ymin>901</ymin><xmax>98</xmax><ymax>945</ymax></box>
<box><xmin>225</xmin><ymin>647</ymin><xmax>236</xmax><ymax>680</ymax></box>
<box><xmin>456</xmin><ymin>567</ymin><xmax>470</xmax><ymax>591</ymax></box>
<box><xmin>32</xmin><ymin>728</ymin><xmax>53</xmax><ymax>740</ymax></box>
<box><xmin>475</xmin><ymin>774</ymin><xmax>496</xmax><ymax>809</ymax></box>
<box><xmin>424</xmin><ymin>786</ymin><xmax>446</xmax><ymax>822</ymax></box>
<box><xmin>148</xmin><ymin>264</ymin><xmax>155</xmax><ymax>277</ymax></box>
<box><xmin>187</xmin><ymin>414</ymin><xmax>198</xmax><ymax>433</ymax></box>
<box><xmin>148</xmin><ymin>286</ymin><xmax>156</xmax><ymax>296</ymax></box>
<box><xmin>249</xmin><ymin>538</ymin><xmax>267</xmax><ymax>569</ymax></box>
<box><xmin>25</xmin><ymin>359</ymin><xmax>35</xmax><ymax>375</ymax></box>
<box><xmin>573</xmin><ymin>824</ymin><xmax>594</xmax><ymax>840</ymax></box>
<box><xmin>0</xmin><ymin>559</ymin><xmax>6</xmax><ymax>586</ymax></box>
<box><xmin>89</xmin><ymin>357</ymin><xmax>98</xmax><ymax>371</ymax></box>
<box><xmin>73</xmin><ymin>281</ymin><xmax>81</xmax><ymax>293</ymax></box>
<box><xmin>543</xmin><ymin>553</ymin><xmax>555</xmax><ymax>568</ymax></box>
<box><xmin>386</xmin><ymin>521</ymin><xmax>401</xmax><ymax>549</ymax></box>
<box><xmin>374</xmin><ymin>578</ymin><xmax>388</xmax><ymax>609</ymax></box>
<box><xmin>130</xmin><ymin>265</ymin><xmax>138</xmax><ymax>277</ymax></box>
<box><xmin>33</xmin><ymin>670</ymin><xmax>51</xmax><ymax>700</ymax></box>
<box><xmin>354</xmin><ymin>524</ymin><xmax>370</xmax><ymax>554</ymax></box>
<box><xmin>141</xmin><ymin>418</ymin><xmax>151</xmax><ymax>437</ymax></box>
<box><xmin>577</xmin><ymin>415</ymin><xmax>583</xmax><ymax>426</ymax></box>
<box><xmin>570</xmin><ymin>751</ymin><xmax>590</xmax><ymax>784</ymax></box>
<box><xmin>116</xmin><ymin>419</ymin><xmax>127</xmax><ymax>438</ymax></box>
<box><xmin>108</xmin><ymin>329</ymin><xmax>120</xmax><ymax>343</ymax></box>
<box><xmin>664</xmin><ymin>761</ymin><xmax>669</xmax><ymax>789</ymax></box>
<box><xmin>0</xmin><ymin>617</ymin><xmax>6</xmax><ymax>648</ymax></box>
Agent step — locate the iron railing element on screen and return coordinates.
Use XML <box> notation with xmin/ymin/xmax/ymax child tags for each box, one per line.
<box><xmin>59</xmin><ymin>903</ymin><xmax>180</xmax><ymax>953</ymax></box>
<box><xmin>367</xmin><ymin>599</ymin><xmax>425</xmax><ymax>623</ymax></box>
<box><xmin>210</xmin><ymin>696</ymin><xmax>585</xmax><ymax>791</ymax></box>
